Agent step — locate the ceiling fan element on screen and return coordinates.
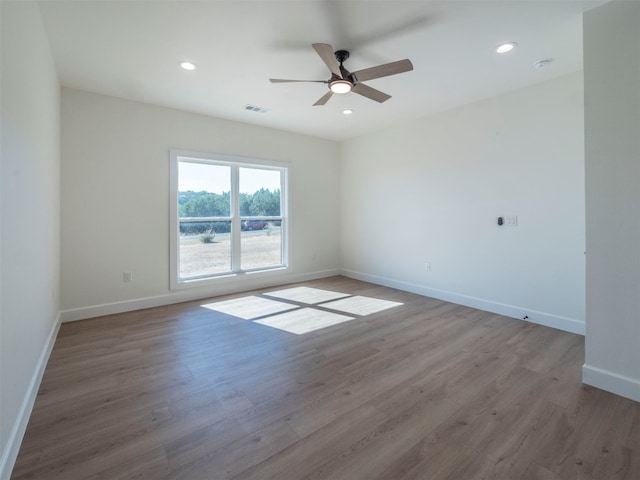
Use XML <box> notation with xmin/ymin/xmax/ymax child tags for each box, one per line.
<box><xmin>269</xmin><ymin>43</ymin><xmax>413</xmax><ymax>106</ymax></box>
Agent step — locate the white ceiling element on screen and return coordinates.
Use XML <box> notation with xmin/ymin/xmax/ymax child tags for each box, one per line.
<box><xmin>38</xmin><ymin>0</ymin><xmax>605</xmax><ymax>141</ymax></box>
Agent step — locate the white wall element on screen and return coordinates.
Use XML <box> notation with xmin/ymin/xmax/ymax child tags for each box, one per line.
<box><xmin>60</xmin><ymin>88</ymin><xmax>340</xmax><ymax>320</ymax></box>
<box><xmin>340</xmin><ymin>72</ymin><xmax>586</xmax><ymax>334</ymax></box>
<box><xmin>0</xmin><ymin>2</ymin><xmax>61</xmax><ymax>478</ymax></box>
<box><xmin>583</xmin><ymin>0</ymin><xmax>640</xmax><ymax>402</ymax></box>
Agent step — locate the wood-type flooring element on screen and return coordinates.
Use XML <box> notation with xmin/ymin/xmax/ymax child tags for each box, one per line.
<box><xmin>12</xmin><ymin>277</ymin><xmax>640</xmax><ymax>479</ymax></box>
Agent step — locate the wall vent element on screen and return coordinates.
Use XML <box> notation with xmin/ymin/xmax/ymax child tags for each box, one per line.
<box><xmin>244</xmin><ymin>104</ymin><xmax>270</xmax><ymax>113</ymax></box>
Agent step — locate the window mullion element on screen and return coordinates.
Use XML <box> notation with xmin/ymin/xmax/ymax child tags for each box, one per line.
<box><xmin>231</xmin><ymin>165</ymin><xmax>242</xmax><ymax>272</ymax></box>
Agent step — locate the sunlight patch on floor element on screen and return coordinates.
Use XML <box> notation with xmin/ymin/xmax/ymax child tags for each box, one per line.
<box><xmin>319</xmin><ymin>296</ymin><xmax>404</xmax><ymax>316</ymax></box>
<box><xmin>254</xmin><ymin>308</ymin><xmax>355</xmax><ymax>335</ymax></box>
<box><xmin>201</xmin><ymin>296</ymin><xmax>297</xmax><ymax>320</ymax></box>
<box><xmin>264</xmin><ymin>286</ymin><xmax>349</xmax><ymax>304</ymax></box>
<box><xmin>201</xmin><ymin>288</ymin><xmax>403</xmax><ymax>335</ymax></box>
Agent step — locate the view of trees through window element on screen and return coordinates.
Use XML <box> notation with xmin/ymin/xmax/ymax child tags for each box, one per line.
<box><xmin>178</xmin><ymin>188</ymin><xmax>281</xmax><ymax>234</ymax></box>
<box><xmin>172</xmin><ymin>155</ymin><xmax>287</xmax><ymax>284</ymax></box>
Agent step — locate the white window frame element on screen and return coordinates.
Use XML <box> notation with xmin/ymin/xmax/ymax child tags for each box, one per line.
<box><xmin>170</xmin><ymin>149</ymin><xmax>290</xmax><ymax>290</ymax></box>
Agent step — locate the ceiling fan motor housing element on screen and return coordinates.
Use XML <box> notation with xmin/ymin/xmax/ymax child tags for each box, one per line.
<box><xmin>335</xmin><ymin>50</ymin><xmax>355</xmax><ymax>83</ymax></box>
<box><xmin>335</xmin><ymin>49</ymin><xmax>350</xmax><ymax>63</ymax></box>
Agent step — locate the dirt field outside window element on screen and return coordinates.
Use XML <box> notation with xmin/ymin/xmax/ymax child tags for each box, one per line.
<box><xmin>179</xmin><ymin>229</ymin><xmax>282</xmax><ymax>278</ymax></box>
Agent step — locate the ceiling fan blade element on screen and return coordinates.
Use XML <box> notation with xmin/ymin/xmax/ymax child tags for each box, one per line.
<box><xmin>350</xmin><ymin>16</ymin><xmax>437</xmax><ymax>50</ymax></box>
<box><xmin>352</xmin><ymin>59</ymin><xmax>413</xmax><ymax>83</ymax></box>
<box><xmin>352</xmin><ymin>83</ymin><xmax>391</xmax><ymax>103</ymax></box>
<box><xmin>313</xmin><ymin>90</ymin><xmax>334</xmax><ymax>106</ymax></box>
<box><xmin>312</xmin><ymin>43</ymin><xmax>342</xmax><ymax>78</ymax></box>
<box><xmin>270</xmin><ymin>78</ymin><xmax>327</xmax><ymax>83</ymax></box>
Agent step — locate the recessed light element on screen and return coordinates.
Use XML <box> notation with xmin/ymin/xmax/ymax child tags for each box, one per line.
<box><xmin>342</xmin><ymin>109</ymin><xmax>354</xmax><ymax>115</ymax></box>
<box><xmin>179</xmin><ymin>61</ymin><xmax>196</xmax><ymax>71</ymax></box>
<box><xmin>496</xmin><ymin>42</ymin><xmax>517</xmax><ymax>54</ymax></box>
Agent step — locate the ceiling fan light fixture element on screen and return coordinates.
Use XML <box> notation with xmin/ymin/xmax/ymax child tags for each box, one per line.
<box><xmin>330</xmin><ymin>80</ymin><xmax>352</xmax><ymax>94</ymax></box>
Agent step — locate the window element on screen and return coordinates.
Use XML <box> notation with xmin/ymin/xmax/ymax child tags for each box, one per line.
<box><xmin>170</xmin><ymin>150</ymin><xmax>289</xmax><ymax>289</ymax></box>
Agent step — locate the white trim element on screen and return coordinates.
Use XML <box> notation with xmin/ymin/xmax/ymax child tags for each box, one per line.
<box><xmin>0</xmin><ymin>313</ymin><xmax>61</xmax><ymax>480</ymax></box>
<box><xmin>340</xmin><ymin>269</ymin><xmax>585</xmax><ymax>336</ymax></box>
<box><xmin>169</xmin><ymin>148</ymin><xmax>180</xmax><ymax>290</ymax></box>
<box><xmin>171</xmin><ymin>149</ymin><xmax>291</xmax><ymax>170</ymax></box>
<box><xmin>60</xmin><ymin>269</ymin><xmax>340</xmax><ymax>322</ymax></box>
<box><xmin>582</xmin><ymin>364</ymin><xmax>640</xmax><ymax>403</ymax></box>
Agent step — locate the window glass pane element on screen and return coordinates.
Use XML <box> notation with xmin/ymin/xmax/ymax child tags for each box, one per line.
<box><xmin>241</xmin><ymin>221</ymin><xmax>282</xmax><ymax>271</ymax></box>
<box><xmin>179</xmin><ymin>221</ymin><xmax>231</xmax><ymax>278</ymax></box>
<box><xmin>178</xmin><ymin>162</ymin><xmax>230</xmax><ymax>217</ymax></box>
<box><xmin>239</xmin><ymin>168</ymin><xmax>281</xmax><ymax>217</ymax></box>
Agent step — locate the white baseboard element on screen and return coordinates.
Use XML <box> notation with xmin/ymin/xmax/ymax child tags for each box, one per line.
<box><xmin>60</xmin><ymin>269</ymin><xmax>340</xmax><ymax>322</ymax></box>
<box><xmin>340</xmin><ymin>269</ymin><xmax>585</xmax><ymax>335</ymax></box>
<box><xmin>582</xmin><ymin>364</ymin><xmax>640</xmax><ymax>403</ymax></box>
<box><xmin>0</xmin><ymin>313</ymin><xmax>61</xmax><ymax>480</ymax></box>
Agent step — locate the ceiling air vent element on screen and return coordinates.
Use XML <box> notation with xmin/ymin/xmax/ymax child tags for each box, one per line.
<box><xmin>244</xmin><ymin>104</ymin><xmax>270</xmax><ymax>113</ymax></box>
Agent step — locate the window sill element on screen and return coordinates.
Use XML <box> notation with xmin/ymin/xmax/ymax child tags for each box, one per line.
<box><xmin>170</xmin><ymin>266</ymin><xmax>290</xmax><ymax>291</ymax></box>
